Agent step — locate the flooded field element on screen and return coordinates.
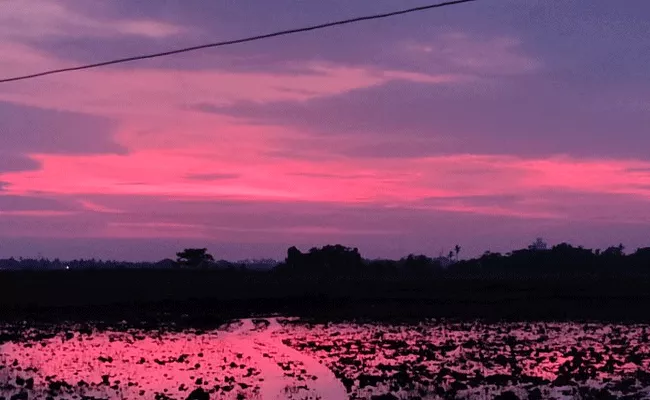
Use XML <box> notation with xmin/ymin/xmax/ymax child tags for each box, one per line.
<box><xmin>1</xmin><ymin>318</ymin><xmax>650</xmax><ymax>399</ymax></box>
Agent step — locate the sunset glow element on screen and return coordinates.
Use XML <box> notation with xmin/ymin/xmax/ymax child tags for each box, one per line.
<box><xmin>1</xmin><ymin>0</ymin><xmax>650</xmax><ymax>260</ymax></box>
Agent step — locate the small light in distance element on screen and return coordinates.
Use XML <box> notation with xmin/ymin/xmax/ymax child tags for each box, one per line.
<box><xmin>65</xmin><ymin>266</ymin><xmax>70</xmax><ymax>270</ymax></box>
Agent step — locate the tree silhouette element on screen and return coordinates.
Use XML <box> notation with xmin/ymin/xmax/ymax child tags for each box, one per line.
<box><xmin>602</xmin><ymin>243</ymin><xmax>625</xmax><ymax>258</ymax></box>
<box><xmin>278</xmin><ymin>244</ymin><xmax>363</xmax><ymax>276</ymax></box>
<box><xmin>175</xmin><ymin>248</ymin><xmax>214</xmax><ymax>268</ymax></box>
<box><xmin>454</xmin><ymin>244</ymin><xmax>461</xmax><ymax>261</ymax></box>
<box><xmin>528</xmin><ymin>237</ymin><xmax>548</xmax><ymax>251</ymax></box>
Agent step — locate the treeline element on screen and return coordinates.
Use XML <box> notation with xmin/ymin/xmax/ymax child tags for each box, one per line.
<box><xmin>2</xmin><ymin>240</ymin><xmax>650</xmax><ymax>278</ymax></box>
<box><xmin>0</xmin><ymin>255</ymin><xmax>278</xmax><ymax>271</ymax></box>
<box><xmin>3</xmin><ymin>241</ymin><xmax>650</xmax><ymax>322</ymax></box>
<box><xmin>272</xmin><ymin>242</ymin><xmax>650</xmax><ymax>279</ymax></box>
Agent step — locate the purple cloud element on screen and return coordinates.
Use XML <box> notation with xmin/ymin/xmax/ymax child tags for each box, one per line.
<box><xmin>27</xmin><ymin>0</ymin><xmax>650</xmax><ymax>85</ymax></box>
<box><xmin>2</xmin><ymin>192</ymin><xmax>650</xmax><ymax>261</ymax></box>
<box><xmin>0</xmin><ymin>101</ymin><xmax>125</xmax><ymax>155</ymax></box>
<box><xmin>0</xmin><ymin>153</ymin><xmax>41</xmax><ymax>173</ymax></box>
<box><xmin>0</xmin><ymin>194</ymin><xmax>76</xmax><ymax>212</ymax></box>
<box><xmin>206</xmin><ymin>75</ymin><xmax>650</xmax><ymax>159</ymax></box>
<box><xmin>25</xmin><ymin>1</ymin><xmax>541</xmax><ymax>77</ymax></box>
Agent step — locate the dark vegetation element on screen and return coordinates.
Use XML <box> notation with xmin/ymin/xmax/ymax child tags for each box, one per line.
<box><xmin>282</xmin><ymin>321</ymin><xmax>650</xmax><ymax>399</ymax></box>
<box><xmin>2</xmin><ymin>240</ymin><xmax>650</xmax><ymax>324</ymax></box>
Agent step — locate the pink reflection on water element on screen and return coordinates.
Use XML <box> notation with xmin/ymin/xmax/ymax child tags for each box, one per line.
<box><xmin>280</xmin><ymin>321</ymin><xmax>650</xmax><ymax>399</ymax></box>
<box><xmin>2</xmin><ymin>319</ymin><xmax>650</xmax><ymax>399</ymax></box>
<box><xmin>0</xmin><ymin>318</ymin><xmax>346</xmax><ymax>400</ymax></box>
<box><xmin>1</xmin><ymin>325</ymin><xmax>262</xmax><ymax>399</ymax></box>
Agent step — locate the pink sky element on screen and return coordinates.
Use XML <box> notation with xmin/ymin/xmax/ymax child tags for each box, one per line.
<box><xmin>1</xmin><ymin>1</ymin><xmax>650</xmax><ymax>261</ymax></box>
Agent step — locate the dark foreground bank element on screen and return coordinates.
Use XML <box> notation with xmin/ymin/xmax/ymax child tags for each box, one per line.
<box><xmin>2</xmin><ymin>269</ymin><xmax>650</xmax><ymax>325</ymax></box>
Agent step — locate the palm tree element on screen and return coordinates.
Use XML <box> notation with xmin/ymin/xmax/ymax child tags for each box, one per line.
<box><xmin>454</xmin><ymin>244</ymin><xmax>461</xmax><ymax>261</ymax></box>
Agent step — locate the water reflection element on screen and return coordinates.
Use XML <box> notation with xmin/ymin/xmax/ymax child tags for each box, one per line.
<box><xmin>281</xmin><ymin>321</ymin><xmax>650</xmax><ymax>399</ymax></box>
<box><xmin>1</xmin><ymin>319</ymin><xmax>650</xmax><ymax>399</ymax></box>
<box><xmin>0</xmin><ymin>318</ymin><xmax>345</xmax><ymax>400</ymax></box>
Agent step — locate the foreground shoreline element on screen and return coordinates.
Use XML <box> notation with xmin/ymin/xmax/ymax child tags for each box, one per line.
<box><xmin>3</xmin><ymin>270</ymin><xmax>650</xmax><ymax>325</ymax></box>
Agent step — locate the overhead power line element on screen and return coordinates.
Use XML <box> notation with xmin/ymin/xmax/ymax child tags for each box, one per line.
<box><xmin>0</xmin><ymin>0</ymin><xmax>477</xmax><ymax>84</ymax></box>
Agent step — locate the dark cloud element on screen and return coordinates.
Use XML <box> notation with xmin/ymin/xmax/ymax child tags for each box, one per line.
<box><xmin>0</xmin><ymin>194</ymin><xmax>76</xmax><ymax>212</ymax></box>
<box><xmin>0</xmin><ymin>101</ymin><xmax>125</xmax><ymax>155</ymax></box>
<box><xmin>207</xmin><ymin>75</ymin><xmax>650</xmax><ymax>159</ymax></box>
<box><xmin>39</xmin><ymin>0</ymin><xmax>650</xmax><ymax>87</ymax></box>
<box><xmin>26</xmin><ymin>34</ymin><xmax>325</xmax><ymax>75</ymax></box>
<box><xmin>27</xmin><ymin>1</ymin><xmax>545</xmax><ymax>80</ymax></box>
<box><xmin>48</xmin><ymin>1</ymin><xmax>439</xmax><ymax>72</ymax></box>
<box><xmin>185</xmin><ymin>173</ymin><xmax>240</xmax><ymax>181</ymax></box>
<box><xmin>0</xmin><ymin>153</ymin><xmax>41</xmax><ymax>173</ymax></box>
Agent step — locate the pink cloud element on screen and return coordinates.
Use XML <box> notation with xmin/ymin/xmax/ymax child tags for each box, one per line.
<box><xmin>520</xmin><ymin>157</ymin><xmax>650</xmax><ymax>196</ymax></box>
<box><xmin>0</xmin><ymin>60</ymin><xmax>462</xmax><ymax>118</ymax></box>
<box><xmin>4</xmin><ymin>152</ymin><xmax>650</xmax><ymax>223</ymax></box>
